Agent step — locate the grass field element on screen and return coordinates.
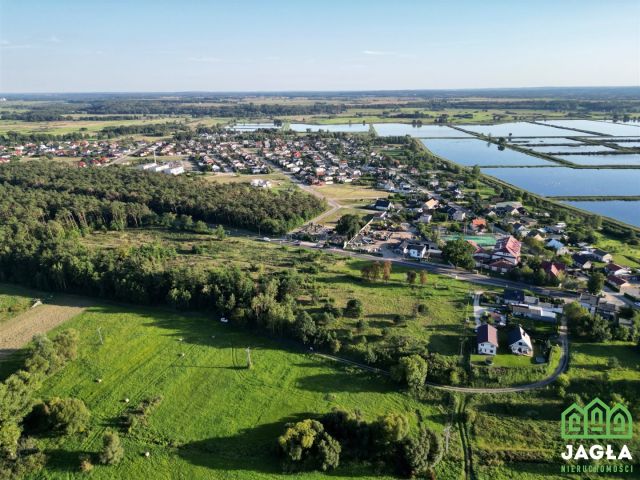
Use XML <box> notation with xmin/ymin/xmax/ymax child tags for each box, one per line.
<box><xmin>80</xmin><ymin>230</ymin><xmax>472</xmax><ymax>359</ymax></box>
<box><xmin>201</xmin><ymin>172</ymin><xmax>293</xmax><ymax>191</ymax></box>
<box><xmin>16</xmin><ymin>304</ymin><xmax>459</xmax><ymax>479</ymax></box>
<box><xmin>0</xmin><ymin>116</ymin><xmax>186</xmax><ymax>136</ymax></box>
<box><xmin>310</xmin><ymin>183</ymin><xmax>389</xmax><ymax>202</ymax></box>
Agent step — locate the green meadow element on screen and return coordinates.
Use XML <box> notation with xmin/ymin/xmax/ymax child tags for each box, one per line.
<box><xmin>21</xmin><ymin>304</ymin><xmax>459</xmax><ymax>479</ymax></box>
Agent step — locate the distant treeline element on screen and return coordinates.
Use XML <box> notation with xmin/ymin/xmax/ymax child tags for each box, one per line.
<box><xmin>78</xmin><ymin>100</ymin><xmax>346</xmax><ymax>117</ymax></box>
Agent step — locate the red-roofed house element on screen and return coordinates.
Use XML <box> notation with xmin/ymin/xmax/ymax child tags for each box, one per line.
<box><xmin>541</xmin><ymin>261</ymin><xmax>566</xmax><ymax>282</ymax></box>
<box><xmin>471</xmin><ymin>218</ymin><xmax>487</xmax><ymax>232</ymax></box>
<box><xmin>491</xmin><ymin>236</ymin><xmax>521</xmax><ymax>265</ymax></box>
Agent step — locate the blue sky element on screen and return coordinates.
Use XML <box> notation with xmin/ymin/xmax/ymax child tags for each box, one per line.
<box><xmin>1</xmin><ymin>0</ymin><xmax>638</xmax><ymax>92</ymax></box>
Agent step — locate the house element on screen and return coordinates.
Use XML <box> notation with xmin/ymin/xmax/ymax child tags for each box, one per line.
<box><xmin>596</xmin><ymin>301</ymin><xmax>618</xmax><ymax>321</ymax></box>
<box><xmin>374</xmin><ymin>198</ymin><xmax>393</xmax><ymax>211</ymax></box>
<box><xmin>407</xmin><ymin>243</ymin><xmax>427</xmax><ymax>259</ymax></box>
<box><xmin>607</xmin><ymin>275</ymin><xmax>630</xmax><ymax>291</ymax></box>
<box><xmin>488</xmin><ymin>259</ymin><xmax>516</xmax><ymax>273</ymax></box>
<box><xmin>541</xmin><ymin>261</ymin><xmax>566</xmax><ymax>282</ymax></box>
<box><xmin>572</xmin><ymin>253</ymin><xmax>593</xmax><ymax>270</ymax></box>
<box><xmin>511</xmin><ymin>303</ymin><xmax>557</xmax><ymax>322</ymax></box>
<box><xmin>546</xmin><ymin>238</ymin><xmax>568</xmax><ymax>254</ymax></box>
<box><xmin>477</xmin><ymin>324</ymin><xmax>498</xmax><ymax>355</ymax></box>
<box><xmin>471</xmin><ymin>218</ymin><xmax>487</xmax><ymax>232</ymax></box>
<box><xmin>417</xmin><ymin>214</ymin><xmax>432</xmax><ymax>224</ymax></box>
<box><xmin>605</xmin><ymin>263</ymin><xmax>630</xmax><ymax>277</ymax></box>
<box><xmin>424</xmin><ymin>198</ymin><xmax>439</xmax><ymax>211</ymax></box>
<box><xmin>492</xmin><ymin>236</ymin><xmax>521</xmax><ymax>265</ymax></box>
<box><xmin>591</xmin><ymin>248</ymin><xmax>613</xmax><ymax>263</ymax></box>
<box><xmin>503</xmin><ymin>288</ymin><xmax>525</xmax><ymax>305</ymax></box>
<box><xmin>442</xmin><ymin>205</ymin><xmax>466</xmax><ymax>221</ymax></box>
<box><xmin>508</xmin><ymin>326</ymin><xmax>533</xmax><ymax>356</ymax></box>
<box><xmin>579</xmin><ymin>293</ymin><xmax>600</xmax><ymax>314</ymax></box>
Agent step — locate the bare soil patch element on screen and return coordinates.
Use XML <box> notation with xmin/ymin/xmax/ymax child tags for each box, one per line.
<box><xmin>0</xmin><ymin>295</ymin><xmax>94</xmax><ymax>359</ymax></box>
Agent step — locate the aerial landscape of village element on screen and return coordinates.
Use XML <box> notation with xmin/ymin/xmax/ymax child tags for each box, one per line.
<box><xmin>0</xmin><ymin>1</ymin><xmax>639</xmax><ymax>479</ymax></box>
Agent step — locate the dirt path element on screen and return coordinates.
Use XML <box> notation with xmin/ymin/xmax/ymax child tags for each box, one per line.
<box><xmin>0</xmin><ymin>296</ymin><xmax>94</xmax><ymax>359</ymax></box>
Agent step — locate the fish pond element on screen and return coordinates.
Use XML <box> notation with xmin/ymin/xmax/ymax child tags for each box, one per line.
<box><xmin>481</xmin><ymin>167</ymin><xmax>640</xmax><ymax>196</ymax></box>
<box><xmin>373</xmin><ymin>123</ymin><xmax>472</xmax><ymax>138</ymax></box>
<box><xmin>422</xmin><ymin>139</ymin><xmax>552</xmax><ymax>167</ymax></box>
<box><xmin>289</xmin><ymin>123</ymin><xmax>370</xmax><ymax>133</ymax></box>
<box><xmin>562</xmin><ymin>201</ymin><xmax>640</xmax><ymax>227</ymax></box>
<box><xmin>539</xmin><ymin>120</ymin><xmax>640</xmax><ymax>136</ymax></box>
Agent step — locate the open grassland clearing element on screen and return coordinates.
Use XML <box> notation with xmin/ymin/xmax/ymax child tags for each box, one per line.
<box><xmin>79</xmin><ymin>229</ymin><xmax>472</xmax><ymax>359</ymax></box>
<box><xmin>0</xmin><ymin>116</ymin><xmax>186</xmax><ymax>136</ymax></box>
<box><xmin>7</xmin><ymin>304</ymin><xmax>462</xmax><ymax>479</ymax></box>
<box><xmin>201</xmin><ymin>172</ymin><xmax>293</xmax><ymax>190</ymax></box>
<box><xmin>310</xmin><ymin>183</ymin><xmax>389</xmax><ymax>202</ymax></box>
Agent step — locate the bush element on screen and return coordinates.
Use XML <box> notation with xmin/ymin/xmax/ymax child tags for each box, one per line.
<box><xmin>277</xmin><ymin>419</ymin><xmax>341</xmax><ymax>472</ymax></box>
<box><xmin>47</xmin><ymin>397</ymin><xmax>91</xmax><ymax>435</ymax></box>
<box><xmin>99</xmin><ymin>430</ymin><xmax>124</xmax><ymax>465</ymax></box>
<box><xmin>344</xmin><ymin>299</ymin><xmax>363</xmax><ymax>318</ymax></box>
<box><xmin>78</xmin><ymin>454</ymin><xmax>93</xmax><ymax>472</ymax></box>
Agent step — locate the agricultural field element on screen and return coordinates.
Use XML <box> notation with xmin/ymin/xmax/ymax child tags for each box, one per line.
<box><xmin>13</xmin><ymin>304</ymin><xmax>463</xmax><ymax>479</ymax></box>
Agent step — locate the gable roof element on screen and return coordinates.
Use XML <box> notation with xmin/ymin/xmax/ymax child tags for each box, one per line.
<box><xmin>508</xmin><ymin>326</ymin><xmax>532</xmax><ymax>348</ymax></box>
<box><xmin>494</xmin><ymin>236</ymin><xmax>521</xmax><ymax>257</ymax></box>
<box><xmin>477</xmin><ymin>323</ymin><xmax>498</xmax><ymax>346</ymax></box>
<box><xmin>503</xmin><ymin>288</ymin><xmax>525</xmax><ymax>303</ymax></box>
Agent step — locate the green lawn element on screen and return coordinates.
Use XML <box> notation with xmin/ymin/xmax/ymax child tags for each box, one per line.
<box><xmin>19</xmin><ymin>304</ymin><xmax>451</xmax><ymax>479</ymax></box>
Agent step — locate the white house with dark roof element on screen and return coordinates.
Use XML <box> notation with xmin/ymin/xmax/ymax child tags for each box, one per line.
<box><xmin>508</xmin><ymin>326</ymin><xmax>533</xmax><ymax>356</ymax></box>
<box><xmin>477</xmin><ymin>324</ymin><xmax>498</xmax><ymax>355</ymax></box>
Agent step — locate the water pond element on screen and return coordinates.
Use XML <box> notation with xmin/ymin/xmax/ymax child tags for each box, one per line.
<box><xmin>459</xmin><ymin>122</ymin><xmax>596</xmax><ymax>137</ymax></box>
<box><xmin>562</xmin><ymin>201</ymin><xmax>640</xmax><ymax>227</ymax></box>
<box><xmin>373</xmin><ymin>123</ymin><xmax>472</xmax><ymax>138</ymax></box>
<box><xmin>539</xmin><ymin>120</ymin><xmax>640</xmax><ymax>136</ymax></box>
<box><xmin>422</xmin><ymin>139</ymin><xmax>552</xmax><ymax>167</ymax></box>
<box><xmin>289</xmin><ymin>123</ymin><xmax>370</xmax><ymax>133</ymax></box>
<box><xmin>481</xmin><ymin>167</ymin><xmax>640</xmax><ymax>196</ymax></box>
<box><xmin>557</xmin><ymin>154</ymin><xmax>640</xmax><ymax>166</ymax></box>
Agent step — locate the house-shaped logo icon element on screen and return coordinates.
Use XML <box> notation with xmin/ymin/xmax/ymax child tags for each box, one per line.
<box><xmin>561</xmin><ymin>398</ymin><xmax>632</xmax><ymax>440</ymax></box>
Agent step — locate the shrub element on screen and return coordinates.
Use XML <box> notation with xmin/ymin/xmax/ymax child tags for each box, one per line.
<box><xmin>47</xmin><ymin>397</ymin><xmax>91</xmax><ymax>435</ymax></box>
<box><xmin>277</xmin><ymin>419</ymin><xmax>341</xmax><ymax>472</ymax></box>
<box><xmin>344</xmin><ymin>299</ymin><xmax>363</xmax><ymax>318</ymax></box>
<box><xmin>99</xmin><ymin>430</ymin><xmax>124</xmax><ymax>465</ymax></box>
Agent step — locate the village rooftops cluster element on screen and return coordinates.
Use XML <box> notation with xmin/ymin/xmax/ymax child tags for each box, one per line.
<box><xmin>0</xmin><ymin>139</ymin><xmax>138</xmax><ymax>166</ymax></box>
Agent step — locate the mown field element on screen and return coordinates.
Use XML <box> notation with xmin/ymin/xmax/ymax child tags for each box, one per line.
<box><xmin>14</xmin><ymin>304</ymin><xmax>462</xmax><ymax>479</ymax></box>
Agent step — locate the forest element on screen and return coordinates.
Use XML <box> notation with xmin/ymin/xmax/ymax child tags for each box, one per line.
<box><xmin>0</xmin><ymin>162</ymin><xmax>325</xmax><ymax>234</ymax></box>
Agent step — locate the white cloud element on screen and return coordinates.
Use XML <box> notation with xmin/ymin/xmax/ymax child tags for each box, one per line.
<box><xmin>47</xmin><ymin>35</ymin><xmax>61</xmax><ymax>43</ymax></box>
<box><xmin>362</xmin><ymin>50</ymin><xmax>395</xmax><ymax>56</ymax></box>
<box><xmin>188</xmin><ymin>56</ymin><xmax>222</xmax><ymax>63</ymax></box>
